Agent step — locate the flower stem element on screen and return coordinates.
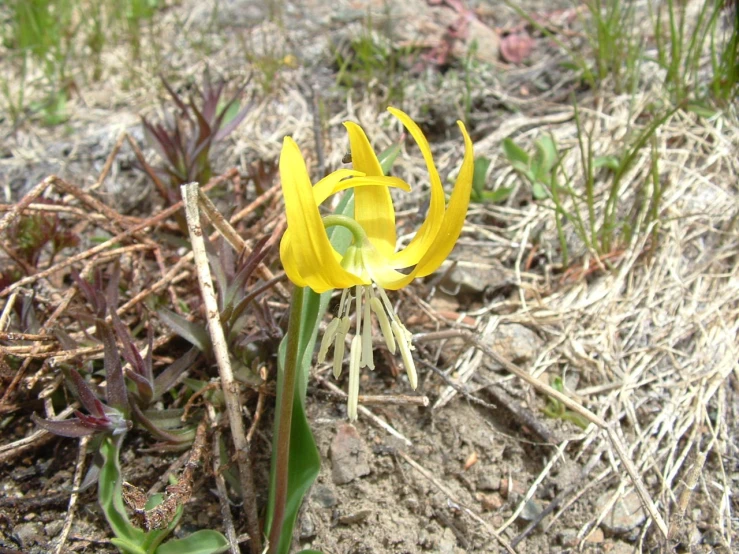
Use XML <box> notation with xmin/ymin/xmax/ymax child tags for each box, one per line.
<box><xmin>268</xmin><ymin>285</ymin><xmax>304</xmax><ymax>553</ymax></box>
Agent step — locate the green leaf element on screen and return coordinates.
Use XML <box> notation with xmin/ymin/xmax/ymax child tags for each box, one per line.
<box><xmin>481</xmin><ymin>186</ymin><xmax>513</xmax><ymax>204</ymax></box>
<box><xmin>502</xmin><ymin>138</ymin><xmax>530</xmax><ymax>166</ymax></box>
<box><xmin>593</xmin><ymin>155</ymin><xmax>620</xmax><ymax>171</ymax></box>
<box><xmin>157</xmin><ymin>308</ymin><xmax>210</xmax><ymax>353</ymax></box>
<box><xmin>99</xmin><ymin>437</ymin><xmax>146</xmax><ymax>548</ymax></box>
<box><xmin>471</xmin><ymin>157</ymin><xmax>492</xmax><ymax>202</ymax></box>
<box><xmin>534</xmin><ymin>135</ymin><xmax>557</xmax><ymax>174</ymax></box>
<box><xmin>378</xmin><ymin>141</ymin><xmax>402</xmax><ymax>174</ymax></box>
<box><xmin>532</xmin><ymin>182</ymin><xmax>548</xmax><ymax>200</ymax></box>
<box><xmin>156</xmin><ymin>530</ymin><xmax>229</xmax><ymax>554</ymax></box>
<box><xmin>686</xmin><ymin>102</ymin><xmax>717</xmax><ymax>119</ymax></box>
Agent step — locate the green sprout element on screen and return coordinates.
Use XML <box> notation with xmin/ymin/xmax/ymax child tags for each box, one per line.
<box><xmin>542</xmin><ymin>376</ymin><xmax>589</xmax><ymax>430</ymax></box>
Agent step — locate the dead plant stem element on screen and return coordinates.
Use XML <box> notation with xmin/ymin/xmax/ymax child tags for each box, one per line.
<box><xmin>181</xmin><ymin>182</ymin><xmax>261</xmax><ymax>554</ymax></box>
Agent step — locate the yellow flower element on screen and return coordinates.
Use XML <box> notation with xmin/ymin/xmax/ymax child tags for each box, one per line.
<box><xmin>279</xmin><ymin>107</ymin><xmax>473</xmax><ymax>419</ymax></box>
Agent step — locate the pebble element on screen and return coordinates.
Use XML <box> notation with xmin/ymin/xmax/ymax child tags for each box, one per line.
<box><xmin>595</xmin><ymin>490</ymin><xmax>647</xmax><ymax>533</ymax></box>
<box><xmin>299</xmin><ymin>512</ymin><xmax>316</xmax><ymax>538</ymax></box>
<box><xmin>44</xmin><ymin>520</ymin><xmax>64</xmax><ymax>538</ymax></box>
<box><xmin>330</xmin><ymin>423</ymin><xmax>371</xmax><ymax>485</ymax></box>
<box><xmin>311</xmin><ymin>484</ymin><xmax>337</xmax><ymax>508</ymax></box>
<box><xmin>478</xmin><ymin>492</ymin><xmax>503</xmax><ymax>511</ymax></box>
<box><xmin>486</xmin><ymin>324</ymin><xmax>544</xmax><ymax>364</ymax></box>
<box><xmin>337</xmin><ymin>509</ymin><xmax>372</xmax><ymax>525</ymax></box>
<box><xmin>558</xmin><ymin>528</ymin><xmax>578</xmax><ymax>547</ymax></box>
<box><xmin>585</xmin><ymin>528</ymin><xmax>605</xmax><ymax>543</ymax></box>
<box><xmin>518</xmin><ymin>499</ymin><xmax>543</xmax><ymax>522</ymax></box>
<box><xmin>13</xmin><ymin>521</ymin><xmax>43</xmax><ymax>548</ymax></box>
<box><xmin>476</xmin><ymin>472</ymin><xmax>500</xmax><ymax>491</ymax></box>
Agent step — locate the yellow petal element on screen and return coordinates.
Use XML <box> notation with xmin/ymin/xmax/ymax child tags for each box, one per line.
<box><xmin>415</xmin><ymin>121</ymin><xmax>474</xmax><ymax>276</ymax></box>
<box><xmin>345</xmin><ymin>122</ymin><xmax>397</xmax><ymax>257</ymax></box>
<box><xmin>387</xmin><ymin>107</ymin><xmax>446</xmax><ymax>268</ymax></box>
<box><xmin>313</xmin><ymin>173</ymin><xmax>410</xmax><ymax>206</ymax></box>
<box><xmin>279</xmin><ymin>137</ymin><xmax>365</xmax><ymax>293</ymax></box>
<box><xmin>360</xmin><ymin>120</ymin><xmax>473</xmax><ymax>289</ymax></box>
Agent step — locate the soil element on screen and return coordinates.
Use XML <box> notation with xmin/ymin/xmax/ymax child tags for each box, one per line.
<box><xmin>1</xmin><ymin>0</ymin><xmax>737</xmax><ymax>553</ymax></box>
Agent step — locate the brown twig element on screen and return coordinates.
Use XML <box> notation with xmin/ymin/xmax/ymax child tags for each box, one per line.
<box><xmin>181</xmin><ymin>182</ymin><xmax>261</xmax><ymax>554</ymax></box>
<box><xmin>53</xmin><ymin>435</ymin><xmax>89</xmax><ymax>554</ymax></box>
<box><xmin>212</xmin><ymin>431</ymin><xmax>240</xmax><ymax>554</ymax></box>
<box><xmin>92</xmin><ymin>131</ymin><xmax>128</xmax><ymax>191</ymax></box>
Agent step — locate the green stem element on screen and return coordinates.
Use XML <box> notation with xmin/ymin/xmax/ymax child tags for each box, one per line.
<box><xmin>322</xmin><ymin>214</ymin><xmax>367</xmax><ymax>244</ymax></box>
<box><xmin>268</xmin><ymin>285</ymin><xmax>304</xmax><ymax>553</ymax></box>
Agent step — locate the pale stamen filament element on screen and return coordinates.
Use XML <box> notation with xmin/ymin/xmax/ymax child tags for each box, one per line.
<box><xmin>361</xmin><ymin>286</ymin><xmax>374</xmax><ymax>370</ymax></box>
<box><xmin>347</xmin><ymin>335</ymin><xmax>362</xmax><ymax>420</ymax></box>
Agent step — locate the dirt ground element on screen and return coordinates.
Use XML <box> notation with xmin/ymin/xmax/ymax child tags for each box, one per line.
<box><xmin>1</xmin><ymin>0</ymin><xmax>738</xmax><ymax>553</ymax></box>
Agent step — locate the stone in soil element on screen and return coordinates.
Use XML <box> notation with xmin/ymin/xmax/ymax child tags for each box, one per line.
<box><xmin>595</xmin><ymin>490</ymin><xmax>647</xmax><ymax>534</ymax></box>
<box><xmin>13</xmin><ymin>521</ymin><xmax>44</xmax><ymax>549</ymax></box>
<box><xmin>486</xmin><ymin>323</ymin><xmax>544</xmax><ymax>364</ymax></box>
<box><xmin>330</xmin><ymin>423</ymin><xmax>371</xmax><ymax>485</ymax></box>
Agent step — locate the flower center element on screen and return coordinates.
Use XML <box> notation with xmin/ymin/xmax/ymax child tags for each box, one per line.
<box><xmin>318</xmin><ymin>284</ymin><xmax>417</xmax><ymax>420</ymax></box>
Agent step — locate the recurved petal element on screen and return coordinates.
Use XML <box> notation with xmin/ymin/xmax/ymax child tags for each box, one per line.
<box><xmin>387</xmin><ymin>107</ymin><xmax>446</xmax><ymax>269</ymax></box>
<box><xmin>415</xmin><ymin>121</ymin><xmax>474</xmax><ymax>276</ymax></box>
<box><xmin>279</xmin><ymin>137</ymin><xmax>364</xmax><ymax>293</ymax></box>
<box><xmin>345</xmin><ymin>122</ymin><xmax>397</xmax><ymax>257</ymax></box>
<box><xmin>313</xmin><ymin>173</ymin><xmax>410</xmax><ymax>206</ymax></box>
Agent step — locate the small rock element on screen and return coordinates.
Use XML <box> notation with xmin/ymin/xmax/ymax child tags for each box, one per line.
<box><xmin>609</xmin><ymin>541</ymin><xmax>638</xmax><ymax>554</ymax></box>
<box><xmin>311</xmin><ymin>484</ymin><xmax>337</xmax><ymax>508</ymax></box>
<box><xmin>586</xmin><ymin>528</ymin><xmax>605</xmax><ymax>543</ymax></box>
<box><xmin>476</xmin><ymin>472</ymin><xmax>500</xmax><ymax>491</ymax></box>
<box><xmin>299</xmin><ymin>512</ymin><xmax>316</xmax><ymax>539</ymax></box>
<box><xmin>595</xmin><ymin>490</ymin><xmax>647</xmax><ymax>534</ymax></box>
<box><xmin>337</xmin><ymin>509</ymin><xmax>371</xmax><ymax>525</ymax></box>
<box><xmin>558</xmin><ymin>529</ymin><xmax>578</xmax><ymax>547</ymax></box>
<box><xmin>500</xmin><ymin>477</ymin><xmax>525</xmax><ymax>499</ymax></box>
<box><xmin>13</xmin><ymin>521</ymin><xmax>43</xmax><ymax>548</ymax></box>
<box><xmin>486</xmin><ymin>324</ymin><xmax>543</xmax><ymax>365</ymax></box>
<box><xmin>518</xmin><ymin>499</ymin><xmax>543</xmax><ymax>522</ymax></box>
<box><xmin>479</xmin><ymin>492</ymin><xmax>503</xmax><ymax>511</ymax></box>
<box><xmin>44</xmin><ymin>520</ymin><xmax>64</xmax><ymax>537</ymax></box>
<box><xmin>330</xmin><ymin>424</ymin><xmax>371</xmax><ymax>485</ymax></box>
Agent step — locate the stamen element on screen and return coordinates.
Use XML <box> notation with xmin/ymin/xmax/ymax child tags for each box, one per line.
<box><xmin>318</xmin><ymin>318</ymin><xmax>341</xmax><ymax>363</ymax></box>
<box><xmin>333</xmin><ymin>316</ymin><xmax>351</xmax><ymax>379</ymax></box>
<box><xmin>391</xmin><ymin>321</ymin><xmax>417</xmax><ymax>389</ymax></box>
<box><xmin>347</xmin><ymin>335</ymin><xmax>362</xmax><ymax>420</ymax></box>
<box><xmin>338</xmin><ymin>288</ymin><xmax>350</xmax><ymax>317</ymax></box>
<box><xmin>361</xmin><ymin>287</ymin><xmax>374</xmax><ymax>370</ymax></box>
<box><xmin>369</xmin><ymin>295</ymin><xmax>395</xmax><ymax>354</ymax></box>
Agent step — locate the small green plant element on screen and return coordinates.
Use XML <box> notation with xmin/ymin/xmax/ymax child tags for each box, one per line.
<box><xmin>470</xmin><ymin>156</ymin><xmax>512</xmax><ymax>204</ymax></box>
<box><xmin>6</xmin><ymin>204</ymin><xmax>79</xmax><ymax>270</ymax></box>
<box><xmin>581</xmin><ymin>0</ymin><xmax>645</xmax><ymax>94</ymax></box>
<box><xmin>1</xmin><ymin>0</ymin><xmax>162</xmax><ymax>125</ymax></box>
<box><xmin>333</xmin><ymin>14</ymin><xmax>407</xmax><ymax>103</ymax></box>
<box><xmin>652</xmin><ymin>0</ymin><xmax>738</xmax><ymax>106</ymax></box>
<box><xmin>99</xmin><ymin>435</ymin><xmax>228</xmax><ymax>554</ymax></box>
<box><xmin>33</xmin><ymin>265</ymin><xmax>199</xmax><ymax>445</ymax></box>
<box><xmin>542</xmin><ymin>376</ymin><xmax>589</xmax><ymax>429</ymax></box>
<box><xmin>139</xmin><ymin>73</ymin><xmax>251</xmax><ymax>208</ymax></box>
<box><xmin>502</xmin><ymin>103</ymin><xmax>676</xmax><ymax>265</ymax></box>
<box><xmin>158</xmin><ymin>237</ymin><xmax>280</xmax><ymax>382</ymax></box>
